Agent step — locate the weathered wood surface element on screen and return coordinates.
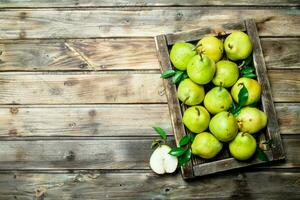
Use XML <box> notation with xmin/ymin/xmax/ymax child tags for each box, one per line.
<box><xmin>0</xmin><ymin>8</ymin><xmax>299</xmax><ymax>39</ymax></box>
<box><xmin>0</xmin><ymin>171</ymin><xmax>300</xmax><ymax>200</ymax></box>
<box><xmin>0</xmin><ymin>38</ymin><xmax>298</xmax><ymax>71</ymax></box>
<box><xmin>0</xmin><ymin>0</ymin><xmax>299</xmax><ymax>7</ymax></box>
<box><xmin>0</xmin><ymin>39</ymin><xmax>159</xmax><ymax>71</ymax></box>
<box><xmin>0</xmin><ymin>136</ymin><xmax>297</xmax><ymax>170</ymax></box>
<box><xmin>0</xmin><ymin>70</ymin><xmax>297</xmax><ymax>104</ymax></box>
<box><xmin>0</xmin><ymin>104</ymin><xmax>172</xmax><ymax>137</ymax></box>
<box><xmin>0</xmin><ymin>73</ymin><xmax>166</xmax><ymax>104</ymax></box>
<box><xmin>0</xmin><ymin>103</ymin><xmax>297</xmax><ymax>137</ymax></box>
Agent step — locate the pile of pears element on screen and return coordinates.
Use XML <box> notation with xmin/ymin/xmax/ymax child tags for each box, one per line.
<box><xmin>169</xmin><ymin>31</ymin><xmax>267</xmax><ymax>161</ymax></box>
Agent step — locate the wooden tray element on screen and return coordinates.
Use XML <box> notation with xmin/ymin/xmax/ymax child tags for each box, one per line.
<box><xmin>154</xmin><ymin>19</ymin><xmax>285</xmax><ymax>179</ymax></box>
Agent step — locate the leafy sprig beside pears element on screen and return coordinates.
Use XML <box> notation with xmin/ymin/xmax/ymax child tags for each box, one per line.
<box><xmin>151</xmin><ymin>126</ymin><xmax>194</xmax><ymax>167</ymax></box>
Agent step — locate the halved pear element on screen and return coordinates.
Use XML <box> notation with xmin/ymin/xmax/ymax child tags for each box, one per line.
<box><xmin>149</xmin><ymin>145</ymin><xmax>178</xmax><ymax>174</ymax></box>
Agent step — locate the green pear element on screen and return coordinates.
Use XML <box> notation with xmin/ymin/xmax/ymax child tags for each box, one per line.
<box><xmin>229</xmin><ymin>132</ymin><xmax>257</xmax><ymax>160</ymax></box>
<box><xmin>191</xmin><ymin>132</ymin><xmax>223</xmax><ymax>159</ymax></box>
<box><xmin>236</xmin><ymin>107</ymin><xmax>267</xmax><ymax>134</ymax></box>
<box><xmin>203</xmin><ymin>87</ymin><xmax>232</xmax><ymax>114</ymax></box>
<box><xmin>187</xmin><ymin>54</ymin><xmax>216</xmax><ymax>85</ymax></box>
<box><xmin>177</xmin><ymin>79</ymin><xmax>205</xmax><ymax>106</ymax></box>
<box><xmin>231</xmin><ymin>77</ymin><xmax>261</xmax><ymax>106</ymax></box>
<box><xmin>170</xmin><ymin>42</ymin><xmax>197</xmax><ymax>70</ymax></box>
<box><xmin>196</xmin><ymin>36</ymin><xmax>224</xmax><ymax>62</ymax></box>
<box><xmin>212</xmin><ymin>60</ymin><xmax>239</xmax><ymax>88</ymax></box>
<box><xmin>209</xmin><ymin>111</ymin><xmax>238</xmax><ymax>142</ymax></box>
<box><xmin>183</xmin><ymin>106</ymin><xmax>210</xmax><ymax>133</ymax></box>
<box><xmin>224</xmin><ymin>31</ymin><xmax>253</xmax><ymax>61</ymax></box>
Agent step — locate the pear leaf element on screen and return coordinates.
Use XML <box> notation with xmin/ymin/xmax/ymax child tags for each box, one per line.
<box><xmin>230</xmin><ymin>102</ymin><xmax>242</xmax><ymax>116</ymax></box>
<box><xmin>178</xmin><ymin>148</ymin><xmax>192</xmax><ymax>166</ymax></box>
<box><xmin>241</xmin><ymin>66</ymin><xmax>255</xmax><ymax>75</ymax></box>
<box><xmin>180</xmin><ymin>72</ymin><xmax>189</xmax><ymax>82</ymax></box>
<box><xmin>189</xmin><ymin>133</ymin><xmax>195</xmax><ymax>143</ymax></box>
<box><xmin>152</xmin><ymin>127</ymin><xmax>167</xmax><ymax>140</ymax></box>
<box><xmin>179</xmin><ymin>135</ymin><xmax>190</xmax><ymax>147</ymax></box>
<box><xmin>238</xmin><ymin>83</ymin><xmax>249</xmax><ymax>106</ymax></box>
<box><xmin>244</xmin><ymin>55</ymin><xmax>253</xmax><ymax>66</ymax></box>
<box><xmin>256</xmin><ymin>147</ymin><xmax>269</xmax><ymax>161</ymax></box>
<box><xmin>242</xmin><ymin>73</ymin><xmax>257</xmax><ymax>78</ymax></box>
<box><xmin>169</xmin><ymin>147</ymin><xmax>186</xmax><ymax>157</ymax></box>
<box><xmin>161</xmin><ymin>69</ymin><xmax>176</xmax><ymax>79</ymax></box>
<box><xmin>172</xmin><ymin>71</ymin><xmax>184</xmax><ymax>84</ymax></box>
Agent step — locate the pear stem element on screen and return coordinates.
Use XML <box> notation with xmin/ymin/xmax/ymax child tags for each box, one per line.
<box><xmin>227</xmin><ymin>112</ymin><xmax>231</xmax><ymax>117</ymax></box>
<box><xmin>228</xmin><ymin>43</ymin><xmax>233</xmax><ymax>49</ymax></box>
<box><xmin>195</xmin><ymin>107</ymin><xmax>201</xmax><ymax>116</ymax></box>
<box><xmin>181</xmin><ymin>96</ymin><xmax>190</xmax><ymax>106</ymax></box>
<box><xmin>238</xmin><ymin>61</ymin><xmax>245</xmax><ymax>69</ymax></box>
<box><xmin>219</xmin><ymin>82</ymin><xmax>223</xmax><ymax>91</ymax></box>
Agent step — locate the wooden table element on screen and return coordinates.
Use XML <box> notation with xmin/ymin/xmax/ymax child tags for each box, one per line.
<box><xmin>0</xmin><ymin>1</ymin><xmax>299</xmax><ymax>199</ymax></box>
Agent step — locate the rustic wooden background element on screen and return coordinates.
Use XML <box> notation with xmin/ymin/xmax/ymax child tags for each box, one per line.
<box><xmin>0</xmin><ymin>1</ymin><xmax>299</xmax><ymax>199</ymax></box>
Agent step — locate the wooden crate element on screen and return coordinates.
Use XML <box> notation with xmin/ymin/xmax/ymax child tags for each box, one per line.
<box><xmin>154</xmin><ymin>19</ymin><xmax>285</xmax><ymax>179</ymax></box>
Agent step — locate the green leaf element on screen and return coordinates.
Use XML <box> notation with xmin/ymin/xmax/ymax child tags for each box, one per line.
<box><xmin>189</xmin><ymin>133</ymin><xmax>195</xmax><ymax>143</ymax></box>
<box><xmin>248</xmin><ymin>101</ymin><xmax>259</xmax><ymax>108</ymax></box>
<box><xmin>161</xmin><ymin>69</ymin><xmax>176</xmax><ymax>79</ymax></box>
<box><xmin>180</xmin><ymin>72</ymin><xmax>189</xmax><ymax>81</ymax></box>
<box><xmin>241</xmin><ymin>66</ymin><xmax>255</xmax><ymax>75</ymax></box>
<box><xmin>244</xmin><ymin>55</ymin><xmax>253</xmax><ymax>66</ymax></box>
<box><xmin>169</xmin><ymin>147</ymin><xmax>186</xmax><ymax>157</ymax></box>
<box><xmin>256</xmin><ymin>147</ymin><xmax>269</xmax><ymax>161</ymax></box>
<box><xmin>178</xmin><ymin>148</ymin><xmax>192</xmax><ymax>167</ymax></box>
<box><xmin>152</xmin><ymin>127</ymin><xmax>167</xmax><ymax>140</ymax></box>
<box><xmin>172</xmin><ymin>71</ymin><xmax>184</xmax><ymax>84</ymax></box>
<box><xmin>230</xmin><ymin>102</ymin><xmax>242</xmax><ymax>116</ymax></box>
<box><xmin>238</xmin><ymin>83</ymin><xmax>249</xmax><ymax>106</ymax></box>
<box><xmin>179</xmin><ymin>135</ymin><xmax>190</xmax><ymax>147</ymax></box>
<box><xmin>242</xmin><ymin>73</ymin><xmax>257</xmax><ymax>78</ymax></box>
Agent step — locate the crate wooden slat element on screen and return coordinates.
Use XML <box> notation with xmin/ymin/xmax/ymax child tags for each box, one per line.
<box><xmin>154</xmin><ymin>19</ymin><xmax>285</xmax><ymax>179</ymax></box>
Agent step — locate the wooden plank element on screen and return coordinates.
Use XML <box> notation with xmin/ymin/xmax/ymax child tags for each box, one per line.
<box><xmin>0</xmin><ymin>8</ymin><xmax>299</xmax><ymax>39</ymax></box>
<box><xmin>0</xmin><ymin>0</ymin><xmax>298</xmax><ymax>7</ymax></box>
<box><xmin>0</xmin><ymin>73</ymin><xmax>166</xmax><ymax>104</ymax></box>
<box><xmin>277</xmin><ymin>103</ymin><xmax>300</xmax><ymax>135</ymax></box>
<box><xmin>0</xmin><ymin>104</ymin><xmax>172</xmax><ymax>137</ymax></box>
<box><xmin>0</xmin><ymin>70</ymin><xmax>297</xmax><ymax>105</ymax></box>
<box><xmin>0</xmin><ymin>136</ymin><xmax>297</xmax><ymax>170</ymax></box>
<box><xmin>269</xmin><ymin>70</ymin><xmax>300</xmax><ymax>102</ymax></box>
<box><xmin>155</xmin><ymin>35</ymin><xmax>194</xmax><ymax>179</ymax></box>
<box><xmin>0</xmin><ymin>38</ymin><xmax>297</xmax><ymax>71</ymax></box>
<box><xmin>262</xmin><ymin>38</ymin><xmax>300</xmax><ymax>69</ymax></box>
<box><xmin>0</xmin><ymin>39</ymin><xmax>158</xmax><ymax>71</ymax></box>
<box><xmin>0</xmin><ymin>171</ymin><xmax>300</xmax><ymax>200</ymax></box>
<box><xmin>246</xmin><ymin>19</ymin><xmax>284</xmax><ymax>161</ymax></box>
<box><xmin>165</xmin><ymin>21</ymin><xmax>246</xmax><ymax>45</ymax></box>
<box><xmin>0</xmin><ymin>103</ymin><xmax>297</xmax><ymax>137</ymax></box>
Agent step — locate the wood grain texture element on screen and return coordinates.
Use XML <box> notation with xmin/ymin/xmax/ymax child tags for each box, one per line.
<box><xmin>0</xmin><ymin>38</ymin><xmax>297</xmax><ymax>71</ymax></box>
<box><xmin>0</xmin><ymin>39</ymin><xmax>159</xmax><ymax>71</ymax></box>
<box><xmin>0</xmin><ymin>103</ymin><xmax>297</xmax><ymax>137</ymax></box>
<box><xmin>0</xmin><ymin>8</ymin><xmax>299</xmax><ymax>39</ymax></box>
<box><xmin>0</xmin><ymin>0</ymin><xmax>299</xmax><ymax>7</ymax></box>
<box><xmin>0</xmin><ymin>104</ymin><xmax>171</xmax><ymax>137</ymax></box>
<box><xmin>0</xmin><ymin>171</ymin><xmax>300</xmax><ymax>200</ymax></box>
<box><xmin>0</xmin><ymin>136</ymin><xmax>297</xmax><ymax>170</ymax></box>
<box><xmin>0</xmin><ymin>70</ymin><xmax>298</xmax><ymax>104</ymax></box>
<box><xmin>269</xmin><ymin>70</ymin><xmax>300</xmax><ymax>102</ymax></box>
<box><xmin>262</xmin><ymin>38</ymin><xmax>300</xmax><ymax>69</ymax></box>
<box><xmin>0</xmin><ymin>73</ymin><xmax>166</xmax><ymax>104</ymax></box>
<box><xmin>277</xmin><ymin>103</ymin><xmax>300</xmax><ymax>135</ymax></box>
